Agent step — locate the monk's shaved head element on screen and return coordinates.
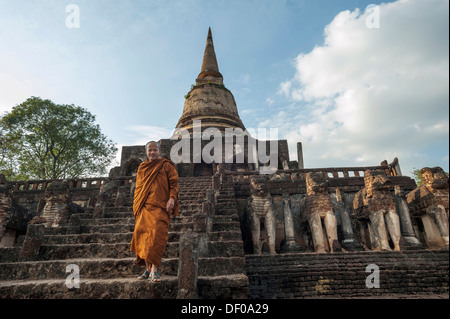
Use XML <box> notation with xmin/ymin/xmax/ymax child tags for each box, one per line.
<box><xmin>145</xmin><ymin>141</ymin><xmax>160</xmax><ymax>151</ymax></box>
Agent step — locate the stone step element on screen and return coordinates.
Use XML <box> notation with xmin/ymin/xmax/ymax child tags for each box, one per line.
<box><xmin>179</xmin><ymin>181</ymin><xmax>212</xmax><ymax>185</ymax></box>
<box><xmin>42</xmin><ymin>226</ymin><xmax>69</xmax><ymax>236</ymax></box>
<box><xmin>211</xmin><ymin>221</ymin><xmax>241</xmax><ymax>232</ymax></box>
<box><xmin>76</xmin><ymin>217</ymin><xmax>134</xmax><ymax>225</ymax></box>
<box><xmin>216</xmin><ymin>197</ymin><xmax>236</xmax><ymax>202</ymax></box>
<box><xmin>100</xmin><ymin>209</ymin><xmax>203</xmax><ymax>219</ymax></box>
<box><xmin>0</xmin><ymin>277</ymin><xmax>179</xmax><ymax>299</ymax></box>
<box><xmin>103</xmin><ymin>211</ymin><xmax>134</xmax><ymax>219</ymax></box>
<box><xmin>0</xmin><ymin>274</ymin><xmax>250</xmax><ymax>299</ymax></box>
<box><xmin>179</xmin><ymin>179</ymin><xmax>212</xmax><ymax>184</ymax></box>
<box><xmin>216</xmin><ymin>193</ymin><xmax>236</xmax><ymax>200</ymax></box>
<box><xmin>179</xmin><ymin>194</ymin><xmax>210</xmax><ymax>200</ymax></box>
<box><xmin>91</xmin><ymin>200</ymin><xmax>206</xmax><ymax>214</ymax></box>
<box><xmin>72</xmin><ymin>215</ymin><xmax>197</xmax><ymax>227</ymax></box>
<box><xmin>179</xmin><ymin>178</ymin><xmax>212</xmax><ymax>185</ymax></box>
<box><xmin>179</xmin><ymin>190</ymin><xmax>211</xmax><ymax>196</ymax></box>
<box><xmin>44</xmin><ymin>232</ymin><xmax>134</xmax><ymax>245</ymax></box>
<box><xmin>72</xmin><ymin>224</ymin><xmax>136</xmax><ymax>234</ymax></box>
<box><xmin>209</xmin><ymin>230</ymin><xmax>242</xmax><ymax>242</ymax></box>
<box><xmin>215</xmin><ymin>208</ymin><xmax>238</xmax><ymax>216</ymax></box>
<box><xmin>66</xmin><ymin>213</ymin><xmax>134</xmax><ymax>226</ymax></box>
<box><xmin>179</xmin><ymin>183</ymin><xmax>212</xmax><ymax>187</ymax></box>
<box><xmin>55</xmin><ymin>216</ymin><xmax>238</xmax><ymax>236</ymax></box>
<box><xmin>38</xmin><ymin>243</ymin><xmax>135</xmax><ymax>260</ymax></box>
<box><xmin>179</xmin><ymin>189</ymin><xmax>210</xmax><ymax>194</ymax></box>
<box><xmin>179</xmin><ymin>203</ymin><xmax>203</xmax><ymax>211</ymax></box>
<box><xmin>0</xmin><ymin>247</ymin><xmax>21</xmax><ymax>263</ymax></box>
<box><xmin>43</xmin><ymin>229</ymin><xmax>242</xmax><ymax>245</ymax></box>
<box><xmin>0</xmin><ymin>256</ymin><xmax>246</xmax><ymax>281</ymax></box>
<box><xmin>101</xmin><ymin>206</ymin><xmax>133</xmax><ymax>213</ymax></box>
<box><xmin>38</xmin><ymin>240</ymin><xmax>245</xmax><ymax>261</ymax></box>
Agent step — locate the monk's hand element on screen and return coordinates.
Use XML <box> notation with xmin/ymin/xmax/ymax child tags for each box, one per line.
<box><xmin>166</xmin><ymin>197</ymin><xmax>175</xmax><ymax>213</ymax></box>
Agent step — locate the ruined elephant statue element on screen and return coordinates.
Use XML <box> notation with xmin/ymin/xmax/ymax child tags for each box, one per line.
<box><xmin>406</xmin><ymin>166</ymin><xmax>449</xmax><ymax>249</ymax></box>
<box><xmin>247</xmin><ymin>175</ymin><xmax>277</xmax><ymax>254</ymax></box>
<box><xmin>302</xmin><ymin>171</ymin><xmax>340</xmax><ymax>253</ymax></box>
<box><xmin>352</xmin><ymin>169</ymin><xmax>401</xmax><ymax>251</ymax></box>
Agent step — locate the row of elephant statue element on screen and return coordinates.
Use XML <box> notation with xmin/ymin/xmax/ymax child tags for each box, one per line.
<box><xmin>246</xmin><ymin>167</ymin><xmax>449</xmax><ymax>254</ymax></box>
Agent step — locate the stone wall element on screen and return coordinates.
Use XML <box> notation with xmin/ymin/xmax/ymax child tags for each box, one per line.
<box><xmin>115</xmin><ymin>138</ymin><xmax>291</xmax><ymax>178</ymax></box>
<box><xmin>246</xmin><ymin>250</ymin><xmax>449</xmax><ymax>298</ymax></box>
<box><xmin>1</xmin><ymin>177</ymin><xmax>134</xmax><ymax>246</ymax></box>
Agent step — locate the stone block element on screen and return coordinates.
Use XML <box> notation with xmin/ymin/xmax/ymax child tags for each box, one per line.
<box><xmin>177</xmin><ymin>230</ymin><xmax>199</xmax><ymax>299</ymax></box>
<box><xmin>19</xmin><ymin>223</ymin><xmax>45</xmax><ymax>261</ymax></box>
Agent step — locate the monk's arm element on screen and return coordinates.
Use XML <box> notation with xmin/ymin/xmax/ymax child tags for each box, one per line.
<box><xmin>166</xmin><ymin>163</ymin><xmax>179</xmax><ymax>200</ymax></box>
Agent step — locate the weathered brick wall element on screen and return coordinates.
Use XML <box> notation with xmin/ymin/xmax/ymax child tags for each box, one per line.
<box><xmin>246</xmin><ymin>250</ymin><xmax>449</xmax><ymax>298</ymax></box>
<box><xmin>119</xmin><ymin>145</ymin><xmax>145</xmax><ymax>166</ymax></box>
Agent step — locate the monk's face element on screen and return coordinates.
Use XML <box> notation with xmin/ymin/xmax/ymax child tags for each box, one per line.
<box><xmin>146</xmin><ymin>143</ymin><xmax>160</xmax><ymax>161</ymax></box>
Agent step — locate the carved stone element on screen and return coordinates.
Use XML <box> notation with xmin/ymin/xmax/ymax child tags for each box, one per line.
<box><xmin>406</xmin><ymin>167</ymin><xmax>449</xmax><ymax>249</ymax></box>
<box><xmin>394</xmin><ymin>186</ymin><xmax>422</xmax><ymax>249</ymax></box>
<box><xmin>247</xmin><ymin>176</ymin><xmax>277</xmax><ymax>254</ymax></box>
<box><xmin>177</xmin><ymin>229</ymin><xmax>199</xmax><ymax>299</ymax></box>
<box><xmin>280</xmin><ymin>194</ymin><xmax>302</xmax><ymax>252</ymax></box>
<box><xmin>41</xmin><ymin>181</ymin><xmax>82</xmax><ymax>227</ymax></box>
<box><xmin>93</xmin><ymin>180</ymin><xmax>118</xmax><ymax>218</ymax></box>
<box><xmin>302</xmin><ymin>172</ymin><xmax>340</xmax><ymax>253</ymax></box>
<box><xmin>335</xmin><ymin>188</ymin><xmax>362</xmax><ymax>251</ymax></box>
<box><xmin>353</xmin><ymin>170</ymin><xmax>401</xmax><ymax>251</ymax></box>
<box><xmin>19</xmin><ymin>223</ymin><xmax>45</xmax><ymax>261</ymax></box>
<box><xmin>114</xmin><ymin>186</ymin><xmax>128</xmax><ymax>207</ymax></box>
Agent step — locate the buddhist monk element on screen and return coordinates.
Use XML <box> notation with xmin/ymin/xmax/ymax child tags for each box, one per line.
<box><xmin>130</xmin><ymin>141</ymin><xmax>179</xmax><ymax>281</ymax></box>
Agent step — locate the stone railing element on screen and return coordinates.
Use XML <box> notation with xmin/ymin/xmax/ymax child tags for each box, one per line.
<box><xmin>224</xmin><ymin>165</ymin><xmax>395</xmax><ymax>182</ymax></box>
<box><xmin>9</xmin><ymin>176</ymin><xmax>136</xmax><ymax>193</ymax></box>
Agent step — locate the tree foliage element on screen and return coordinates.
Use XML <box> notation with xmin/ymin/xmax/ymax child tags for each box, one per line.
<box><xmin>0</xmin><ymin>97</ymin><xmax>117</xmax><ymax>180</ymax></box>
<box><xmin>411</xmin><ymin>168</ymin><xmax>423</xmax><ymax>186</ymax></box>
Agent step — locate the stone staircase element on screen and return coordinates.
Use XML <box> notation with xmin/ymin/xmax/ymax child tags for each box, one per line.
<box><xmin>2</xmin><ymin>174</ymin><xmax>447</xmax><ymax>299</ymax></box>
<box><xmin>194</xmin><ymin>175</ymin><xmax>250</xmax><ymax>298</ymax></box>
<box><xmin>246</xmin><ymin>249</ymin><xmax>449</xmax><ymax>298</ymax></box>
<box><xmin>0</xmin><ymin>176</ymin><xmax>249</xmax><ymax>299</ymax></box>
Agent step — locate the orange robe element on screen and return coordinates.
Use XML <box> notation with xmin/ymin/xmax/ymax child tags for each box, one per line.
<box><xmin>130</xmin><ymin>158</ymin><xmax>179</xmax><ymax>268</ymax></box>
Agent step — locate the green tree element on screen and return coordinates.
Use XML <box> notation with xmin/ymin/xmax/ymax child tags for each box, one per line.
<box><xmin>411</xmin><ymin>168</ymin><xmax>423</xmax><ymax>186</ymax></box>
<box><xmin>0</xmin><ymin>97</ymin><xmax>117</xmax><ymax>180</ymax></box>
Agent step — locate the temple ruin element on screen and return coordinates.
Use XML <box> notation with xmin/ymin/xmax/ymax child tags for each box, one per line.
<box><xmin>0</xmin><ymin>28</ymin><xmax>448</xmax><ymax>299</ymax></box>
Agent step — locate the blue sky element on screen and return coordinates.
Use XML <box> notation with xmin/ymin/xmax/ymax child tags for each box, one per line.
<box><xmin>0</xmin><ymin>0</ymin><xmax>448</xmax><ymax>176</ymax></box>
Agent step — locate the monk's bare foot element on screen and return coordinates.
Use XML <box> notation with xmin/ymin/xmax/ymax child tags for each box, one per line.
<box><xmin>151</xmin><ymin>272</ymin><xmax>161</xmax><ymax>282</ymax></box>
<box><xmin>137</xmin><ymin>270</ymin><xmax>150</xmax><ymax>280</ymax></box>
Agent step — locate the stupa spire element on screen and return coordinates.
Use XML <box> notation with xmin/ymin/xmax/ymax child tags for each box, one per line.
<box><xmin>197</xmin><ymin>27</ymin><xmax>223</xmax><ymax>84</ymax></box>
<box><xmin>175</xmin><ymin>27</ymin><xmax>245</xmax><ymax>133</ymax></box>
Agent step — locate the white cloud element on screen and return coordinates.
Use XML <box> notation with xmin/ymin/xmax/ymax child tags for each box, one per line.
<box><xmin>273</xmin><ymin>0</ymin><xmax>449</xmax><ymax>174</ymax></box>
<box><xmin>124</xmin><ymin>125</ymin><xmax>174</xmax><ymax>145</ymax></box>
<box><xmin>266</xmin><ymin>97</ymin><xmax>274</xmax><ymax>106</ymax></box>
<box><xmin>278</xmin><ymin>80</ymin><xmax>292</xmax><ymax>97</ymax></box>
